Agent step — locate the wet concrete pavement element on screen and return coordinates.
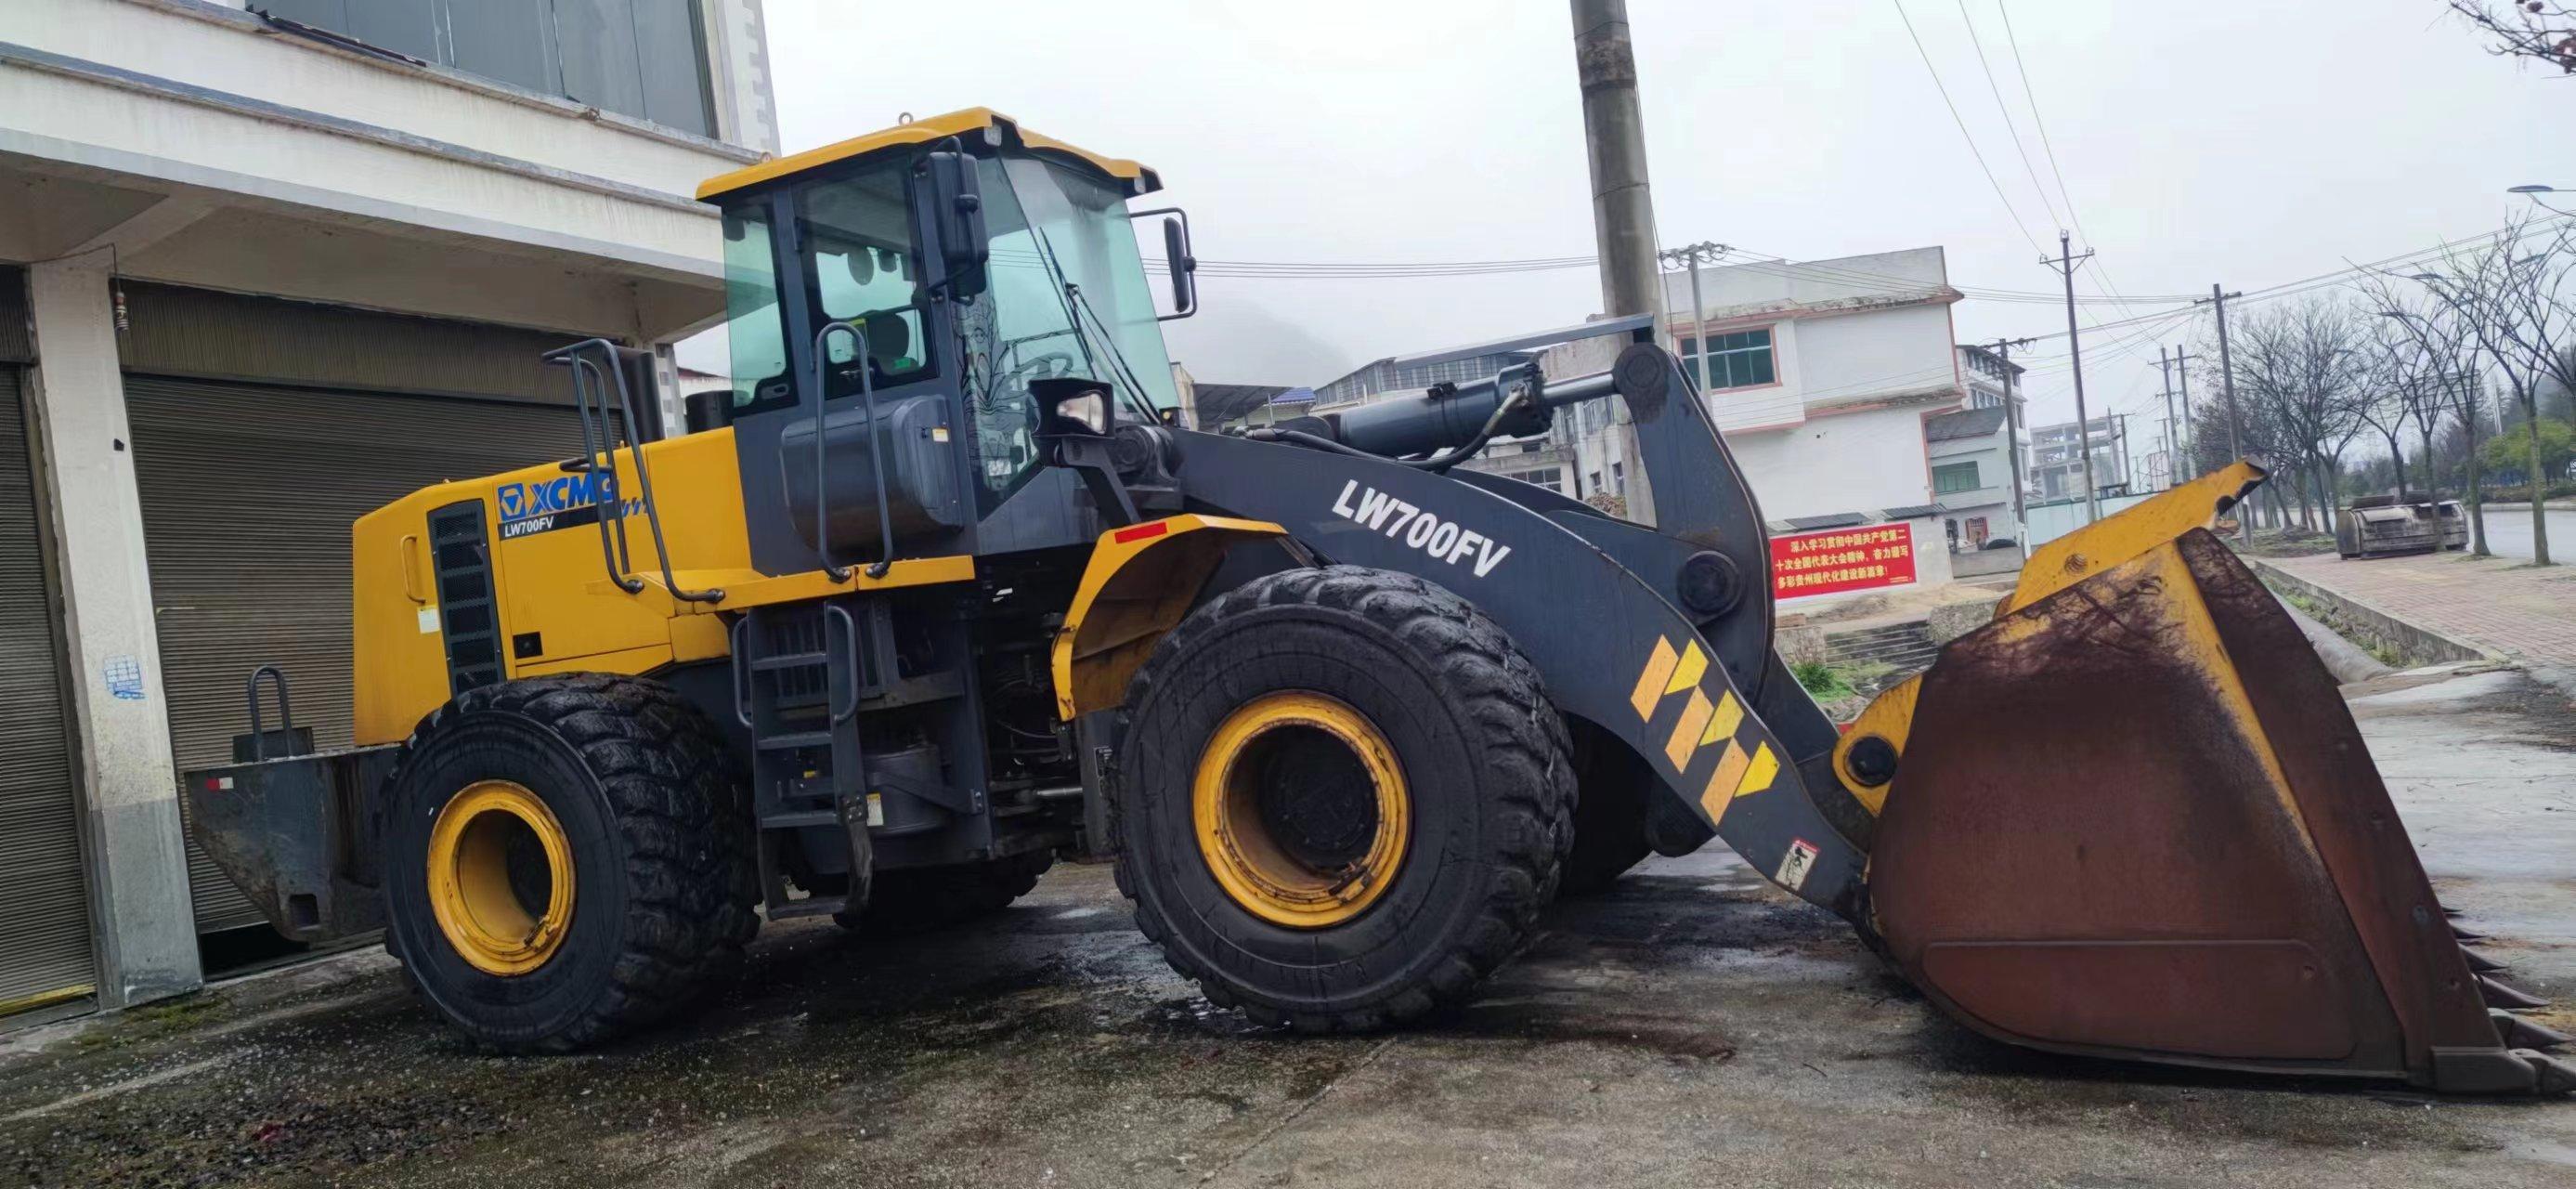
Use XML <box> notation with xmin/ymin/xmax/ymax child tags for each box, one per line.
<box><xmin>5</xmin><ymin>665</ymin><xmax>2573</xmax><ymax>1188</ymax></box>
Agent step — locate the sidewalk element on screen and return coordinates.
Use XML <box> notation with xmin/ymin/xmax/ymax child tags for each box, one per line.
<box><xmin>2260</xmin><ymin>548</ymin><xmax>2576</xmax><ymax>675</ymax></box>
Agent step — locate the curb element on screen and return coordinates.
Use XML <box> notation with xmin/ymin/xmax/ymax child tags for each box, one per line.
<box><xmin>2244</xmin><ymin>557</ymin><xmax>2504</xmax><ymax>667</ymax></box>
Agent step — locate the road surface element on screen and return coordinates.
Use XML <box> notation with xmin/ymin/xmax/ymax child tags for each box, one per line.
<box><xmin>2470</xmin><ymin>505</ymin><xmax>2576</xmax><ymax>561</ymax></box>
<box><xmin>3</xmin><ymin>665</ymin><xmax>2571</xmax><ymax>1188</ymax></box>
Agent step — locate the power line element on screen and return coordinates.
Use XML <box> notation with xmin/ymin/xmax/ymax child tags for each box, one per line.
<box><xmin>1953</xmin><ymin>0</ymin><xmax>2062</xmax><ymax>229</ymax></box>
<box><xmin>1997</xmin><ymin>1</ymin><xmax>2084</xmax><ymax>253</ymax></box>
<box><xmin>1888</xmin><ymin>0</ymin><xmax>2045</xmax><ymax>254</ymax></box>
<box><xmin>1990</xmin><ymin>1</ymin><xmax>2142</xmax><ymax>328</ymax></box>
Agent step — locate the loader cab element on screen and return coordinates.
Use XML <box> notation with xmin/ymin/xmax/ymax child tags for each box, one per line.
<box><xmin>697</xmin><ymin>108</ymin><xmax>1187</xmax><ymax>576</ymax></box>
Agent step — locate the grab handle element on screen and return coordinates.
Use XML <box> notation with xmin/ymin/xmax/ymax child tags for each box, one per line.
<box><xmin>245</xmin><ymin>665</ymin><xmax>293</xmax><ymax>764</ymax></box>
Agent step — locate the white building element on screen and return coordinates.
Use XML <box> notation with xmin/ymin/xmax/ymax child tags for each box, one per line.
<box><xmin>2029</xmin><ymin>415</ymin><xmax>2133</xmax><ymax>502</ymax></box>
<box><xmin>1926</xmin><ymin>342</ymin><xmax>2029</xmax><ymax>552</ymax></box>
<box><xmin>0</xmin><ymin>0</ymin><xmax>776</xmax><ymax>1020</ymax></box>
<box><xmin>1647</xmin><ymin>248</ymin><xmax>1968</xmax><ymax>524</ymax></box>
<box><xmin>1924</xmin><ymin>405</ymin><xmax>2015</xmax><ymax>549</ymax></box>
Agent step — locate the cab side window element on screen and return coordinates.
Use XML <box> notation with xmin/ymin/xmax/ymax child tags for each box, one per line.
<box><xmin>796</xmin><ymin>160</ymin><xmax>935</xmax><ymax>399</ymax></box>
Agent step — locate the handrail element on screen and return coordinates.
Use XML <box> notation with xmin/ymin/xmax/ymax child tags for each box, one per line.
<box><xmin>245</xmin><ymin>664</ymin><xmax>294</xmax><ymax>763</ymax></box>
<box><xmin>810</xmin><ymin>320</ymin><xmax>901</xmax><ymax>581</ymax></box>
<box><xmin>543</xmin><ymin>339</ymin><xmax>722</xmax><ymax>604</ymax></box>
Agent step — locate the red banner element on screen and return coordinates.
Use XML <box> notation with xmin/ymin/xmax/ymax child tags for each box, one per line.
<box><xmin>1771</xmin><ymin>523</ymin><xmax>1919</xmax><ymax>600</ymax></box>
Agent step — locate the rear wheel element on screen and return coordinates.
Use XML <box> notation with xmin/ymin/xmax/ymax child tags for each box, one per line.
<box><xmin>1115</xmin><ymin>566</ymin><xmax>1574</xmax><ymax>1031</ymax></box>
<box><xmin>381</xmin><ymin>673</ymin><xmax>757</xmax><ymax>1052</ymax></box>
<box><xmin>834</xmin><ymin>852</ymin><xmax>1054</xmax><ymax>936</ymax></box>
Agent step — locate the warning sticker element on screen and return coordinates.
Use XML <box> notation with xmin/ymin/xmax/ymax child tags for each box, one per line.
<box><xmin>1775</xmin><ymin>837</ymin><xmax>1820</xmax><ymax>893</ymax></box>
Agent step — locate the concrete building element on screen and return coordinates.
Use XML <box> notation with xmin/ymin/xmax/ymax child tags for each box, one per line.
<box><xmin>2029</xmin><ymin>415</ymin><xmax>2132</xmax><ymax>502</ymax></box>
<box><xmin>1513</xmin><ymin>250</ymin><xmax>1982</xmax><ymax>607</ymax></box>
<box><xmin>1638</xmin><ymin>248</ymin><xmax>1968</xmax><ymax>522</ymax></box>
<box><xmin>1927</xmin><ymin>342</ymin><xmax>2029</xmax><ymax>553</ymax></box>
<box><xmin>1923</xmin><ymin>406</ymin><xmax>2015</xmax><ymax>550</ymax></box>
<box><xmin>0</xmin><ymin>0</ymin><xmax>776</xmax><ymax>1020</ymax></box>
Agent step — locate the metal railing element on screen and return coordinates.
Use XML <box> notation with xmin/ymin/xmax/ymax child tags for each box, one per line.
<box><xmin>543</xmin><ymin>339</ymin><xmax>722</xmax><ymax>604</ymax></box>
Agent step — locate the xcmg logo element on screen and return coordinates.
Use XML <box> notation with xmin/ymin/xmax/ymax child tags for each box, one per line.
<box><xmin>497</xmin><ymin>473</ymin><xmax>618</xmax><ymax>523</ymax></box>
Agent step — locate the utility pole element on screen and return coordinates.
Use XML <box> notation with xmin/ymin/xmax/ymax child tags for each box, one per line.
<box><xmin>2042</xmin><ymin>230</ymin><xmax>2100</xmax><ymax>522</ymax></box>
<box><xmin>1985</xmin><ymin>336</ymin><xmax>2036</xmax><ymax>542</ymax></box>
<box><xmin>2154</xmin><ymin>346</ymin><xmax>2189</xmax><ymax>489</ymax></box>
<box><xmin>2171</xmin><ymin>345</ymin><xmax>2195</xmax><ymax>477</ymax></box>
<box><xmin>1658</xmin><ymin>241</ymin><xmax>1727</xmax><ymax>393</ymax></box>
<box><xmin>1571</xmin><ymin>0</ymin><xmax>1660</xmax><ymax>524</ymax></box>
<box><xmin>2155</xmin><ymin>346</ymin><xmax>2176</xmax><ymax>488</ymax></box>
<box><xmin>2111</xmin><ymin>412</ymin><xmax>2130</xmax><ymax>494</ymax></box>
<box><xmin>2195</xmin><ymin>284</ymin><xmax>2247</xmax><ymax>540</ymax></box>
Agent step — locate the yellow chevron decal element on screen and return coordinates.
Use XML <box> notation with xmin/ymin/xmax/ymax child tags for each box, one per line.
<box><xmin>1664</xmin><ymin>688</ymin><xmax>1714</xmax><ymax>771</ymax></box>
<box><xmin>1734</xmin><ymin>742</ymin><xmax>1780</xmax><ymax>797</ymax></box>
<box><xmin>1631</xmin><ymin>637</ymin><xmax>1680</xmax><ymax>722</ymax></box>
<box><xmin>1699</xmin><ymin>689</ymin><xmax>1742</xmax><ymax>747</ymax></box>
<box><xmin>1699</xmin><ymin>741</ymin><xmax>1750</xmax><ymax>824</ymax></box>
<box><xmin>1663</xmin><ymin>640</ymin><xmax>1707</xmax><ymax>697</ymax></box>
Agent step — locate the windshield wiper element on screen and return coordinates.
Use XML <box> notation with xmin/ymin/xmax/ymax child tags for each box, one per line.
<box><xmin>1028</xmin><ymin>227</ymin><xmax>1161</xmax><ymax>425</ymax></box>
<box><xmin>1063</xmin><ymin>281</ymin><xmax>1161</xmax><ymax>426</ymax></box>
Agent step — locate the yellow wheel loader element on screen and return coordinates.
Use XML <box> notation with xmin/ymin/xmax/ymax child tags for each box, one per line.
<box><xmin>183</xmin><ymin>109</ymin><xmax>2570</xmax><ymax>1091</ymax></box>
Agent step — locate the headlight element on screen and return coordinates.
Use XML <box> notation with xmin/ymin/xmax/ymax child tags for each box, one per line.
<box><xmin>1053</xmin><ymin>390</ymin><xmax>1109</xmax><ymax>436</ymax></box>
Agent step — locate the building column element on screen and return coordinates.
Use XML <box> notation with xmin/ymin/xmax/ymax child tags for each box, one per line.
<box><xmin>24</xmin><ymin>250</ymin><xmax>201</xmax><ymax>1008</ymax></box>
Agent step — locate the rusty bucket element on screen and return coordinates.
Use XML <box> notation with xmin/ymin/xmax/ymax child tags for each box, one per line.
<box><xmin>1857</xmin><ymin>471</ymin><xmax>2570</xmax><ymax>1093</ymax></box>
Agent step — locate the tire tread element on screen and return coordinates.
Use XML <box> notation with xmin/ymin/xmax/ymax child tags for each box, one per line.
<box><xmin>384</xmin><ymin>673</ymin><xmax>756</xmax><ymax>1052</ymax></box>
<box><xmin>1117</xmin><ymin>565</ymin><xmax>1576</xmax><ymax>1033</ymax></box>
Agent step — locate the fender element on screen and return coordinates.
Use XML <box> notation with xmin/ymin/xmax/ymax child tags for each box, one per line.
<box><xmin>1168</xmin><ymin>430</ymin><xmax>1871</xmax><ymax>925</ymax></box>
<box><xmin>1052</xmin><ymin>514</ymin><xmax>1288</xmax><ymax>720</ymax></box>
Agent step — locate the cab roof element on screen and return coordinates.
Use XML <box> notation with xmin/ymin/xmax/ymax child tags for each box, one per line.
<box><xmin>695</xmin><ymin>107</ymin><xmax>1162</xmax><ymax>203</ymax></box>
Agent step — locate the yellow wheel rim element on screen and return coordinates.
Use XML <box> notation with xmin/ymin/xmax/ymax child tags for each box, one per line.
<box><xmin>426</xmin><ymin>779</ymin><xmax>575</xmax><ymax>976</ymax></box>
<box><xmin>1193</xmin><ymin>692</ymin><xmax>1411</xmax><ymax>929</ymax></box>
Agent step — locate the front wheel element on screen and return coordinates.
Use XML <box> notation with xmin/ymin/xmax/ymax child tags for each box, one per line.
<box><xmin>1114</xmin><ymin>566</ymin><xmax>1575</xmax><ymax>1031</ymax></box>
<box><xmin>381</xmin><ymin>673</ymin><xmax>758</xmax><ymax>1052</ymax></box>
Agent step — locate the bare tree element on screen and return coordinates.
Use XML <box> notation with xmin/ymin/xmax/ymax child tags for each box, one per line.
<box><xmin>2352</xmin><ymin>273</ymin><xmax>2472</xmax><ymax>496</ymax></box>
<box><xmin>2223</xmin><ymin>296</ymin><xmax>2376</xmax><ymax>530</ymax></box>
<box><xmin>2355</xmin><ymin>319</ymin><xmax>2426</xmax><ymax>500</ymax></box>
<box><xmin>2416</xmin><ymin>216</ymin><xmax>2573</xmax><ymax>564</ymax></box>
<box><xmin>2448</xmin><ymin>2</ymin><xmax>2576</xmax><ymax>73</ymax></box>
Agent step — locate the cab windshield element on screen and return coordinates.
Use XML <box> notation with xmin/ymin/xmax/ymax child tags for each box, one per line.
<box><xmin>965</xmin><ymin>153</ymin><xmax>1177</xmax><ymax>509</ymax></box>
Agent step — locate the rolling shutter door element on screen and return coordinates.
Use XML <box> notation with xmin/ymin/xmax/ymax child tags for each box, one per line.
<box><xmin>125</xmin><ymin>377</ymin><xmax>597</xmax><ymax>932</ymax></box>
<box><xmin>0</xmin><ymin>368</ymin><xmax>97</xmax><ymax>1010</ymax></box>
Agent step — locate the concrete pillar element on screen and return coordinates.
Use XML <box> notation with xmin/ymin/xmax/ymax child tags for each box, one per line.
<box><xmin>23</xmin><ymin>250</ymin><xmax>201</xmax><ymax>1008</ymax></box>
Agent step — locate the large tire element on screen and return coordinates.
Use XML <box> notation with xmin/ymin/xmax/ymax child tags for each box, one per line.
<box><xmin>1115</xmin><ymin>565</ymin><xmax>1575</xmax><ymax>1032</ymax></box>
<box><xmin>381</xmin><ymin>673</ymin><xmax>758</xmax><ymax>1052</ymax></box>
<box><xmin>1556</xmin><ymin>723</ymin><xmax>1654</xmax><ymax>896</ymax></box>
<box><xmin>834</xmin><ymin>852</ymin><xmax>1054</xmax><ymax>936</ymax></box>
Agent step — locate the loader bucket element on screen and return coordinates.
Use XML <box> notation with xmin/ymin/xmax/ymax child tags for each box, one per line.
<box><xmin>1863</xmin><ymin>476</ymin><xmax>2572</xmax><ymax>1093</ymax></box>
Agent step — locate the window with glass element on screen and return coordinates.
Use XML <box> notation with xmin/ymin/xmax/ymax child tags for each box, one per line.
<box><xmin>798</xmin><ymin>160</ymin><xmax>934</xmax><ymax>406</ymax></box>
<box><xmin>1679</xmin><ymin>328</ymin><xmax>1776</xmax><ymax>390</ymax></box>
<box><xmin>720</xmin><ymin>205</ymin><xmax>789</xmax><ymax>411</ymax></box>
<box><xmin>957</xmin><ymin>152</ymin><xmax>1179</xmax><ymax>511</ymax></box>
<box><xmin>256</xmin><ymin>0</ymin><xmax>716</xmax><ymax>137</ymax></box>
<box><xmin>1497</xmin><ymin>466</ymin><xmax>1566</xmax><ymax>494</ymax></box>
<box><xmin>1932</xmin><ymin>461</ymin><xmax>1983</xmax><ymax>495</ymax></box>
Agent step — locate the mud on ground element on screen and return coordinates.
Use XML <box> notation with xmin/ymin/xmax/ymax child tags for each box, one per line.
<box><xmin>5</xmin><ymin>667</ymin><xmax>2573</xmax><ymax>1188</ymax></box>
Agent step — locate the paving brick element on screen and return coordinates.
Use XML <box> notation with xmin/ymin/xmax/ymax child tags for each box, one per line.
<box><xmin>2264</xmin><ymin>549</ymin><xmax>2576</xmax><ymax>669</ymax></box>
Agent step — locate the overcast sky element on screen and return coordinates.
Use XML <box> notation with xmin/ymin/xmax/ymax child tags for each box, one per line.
<box><xmin>750</xmin><ymin>0</ymin><xmax>2573</xmax><ymax>445</ymax></box>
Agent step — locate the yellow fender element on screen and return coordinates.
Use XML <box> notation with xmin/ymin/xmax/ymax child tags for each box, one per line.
<box><xmin>1051</xmin><ymin>515</ymin><xmax>1289</xmax><ymax>719</ymax></box>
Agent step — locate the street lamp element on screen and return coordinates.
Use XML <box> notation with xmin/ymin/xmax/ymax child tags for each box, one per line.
<box><xmin>2508</xmin><ymin>184</ymin><xmax>2575</xmax><ymax>217</ymax></box>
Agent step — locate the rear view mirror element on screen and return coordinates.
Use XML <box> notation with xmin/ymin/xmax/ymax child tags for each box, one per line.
<box><xmin>1161</xmin><ymin>216</ymin><xmax>1197</xmax><ymax>320</ymax></box>
<box><xmin>1128</xmin><ymin>206</ymin><xmax>1197</xmax><ymax>321</ymax></box>
<box><xmin>921</xmin><ymin>150</ymin><xmax>988</xmax><ymax>301</ymax></box>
